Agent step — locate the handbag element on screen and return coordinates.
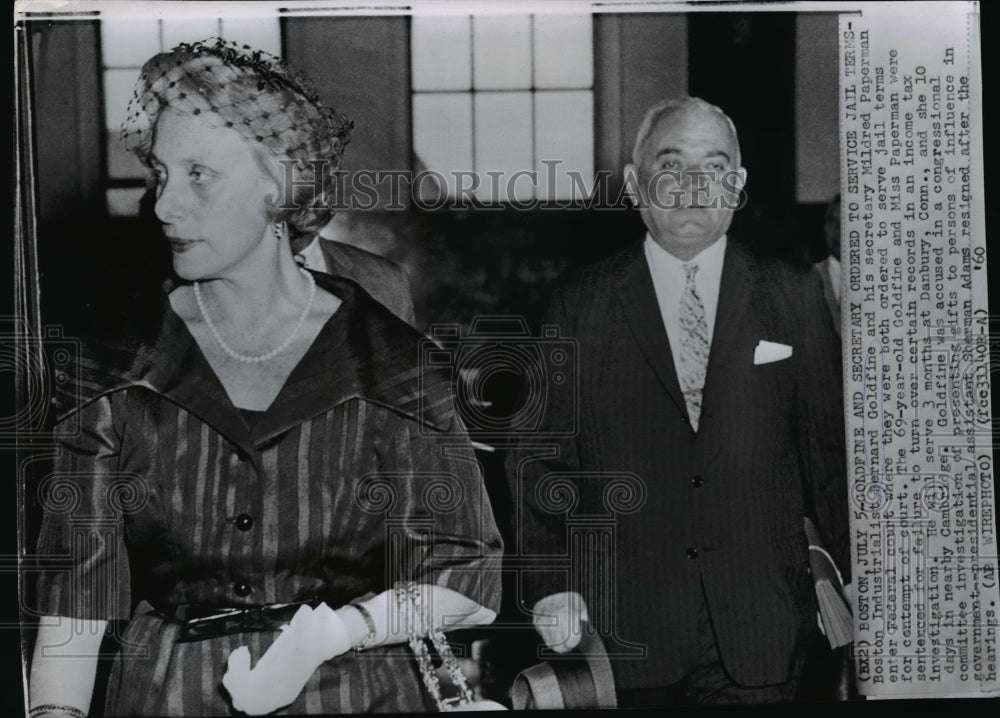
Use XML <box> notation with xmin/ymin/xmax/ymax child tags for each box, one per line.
<box><xmin>509</xmin><ymin>623</ymin><xmax>617</xmax><ymax>710</ymax></box>
<box><xmin>396</xmin><ymin>582</ymin><xmax>507</xmax><ymax>712</ymax></box>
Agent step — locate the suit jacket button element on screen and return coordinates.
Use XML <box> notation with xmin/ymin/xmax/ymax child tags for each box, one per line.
<box><xmin>691</xmin><ymin>475</ymin><xmax>704</xmax><ymax>488</ymax></box>
<box><xmin>234</xmin><ymin>513</ymin><xmax>254</xmax><ymax>531</ymax></box>
<box><xmin>233</xmin><ymin>581</ymin><xmax>252</xmax><ymax>597</ymax></box>
<box><xmin>686</xmin><ymin>547</ymin><xmax>699</xmax><ymax>559</ymax></box>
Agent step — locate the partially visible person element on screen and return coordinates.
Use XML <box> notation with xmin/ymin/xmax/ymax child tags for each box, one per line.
<box><xmin>292</xmin><ymin>222</ymin><xmax>416</xmax><ymax>326</ymax></box>
<box><xmin>814</xmin><ymin>193</ymin><xmax>842</xmax><ymax>333</ymax></box>
<box><xmin>28</xmin><ymin>38</ymin><xmax>501</xmax><ymax>717</ymax></box>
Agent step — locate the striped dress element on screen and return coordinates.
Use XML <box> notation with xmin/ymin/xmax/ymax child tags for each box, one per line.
<box><xmin>35</xmin><ymin>274</ymin><xmax>503</xmax><ymax>715</ymax></box>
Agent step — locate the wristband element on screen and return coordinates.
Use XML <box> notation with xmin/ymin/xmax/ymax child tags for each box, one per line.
<box><xmin>349</xmin><ymin>601</ymin><xmax>378</xmax><ymax>649</ymax></box>
<box><xmin>29</xmin><ymin>706</ymin><xmax>87</xmax><ymax>718</ymax></box>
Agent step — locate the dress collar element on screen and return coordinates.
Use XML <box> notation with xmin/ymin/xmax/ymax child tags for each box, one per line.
<box><xmin>57</xmin><ymin>272</ymin><xmax>452</xmax><ymax>451</ymax></box>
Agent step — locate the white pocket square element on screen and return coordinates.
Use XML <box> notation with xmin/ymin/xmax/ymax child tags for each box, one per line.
<box><xmin>754</xmin><ymin>340</ymin><xmax>793</xmax><ymax>365</ymax></box>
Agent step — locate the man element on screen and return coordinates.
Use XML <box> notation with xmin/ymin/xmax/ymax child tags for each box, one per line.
<box><xmin>292</xmin><ymin>219</ymin><xmax>416</xmax><ymax>326</ymax></box>
<box><xmin>510</xmin><ymin>97</ymin><xmax>849</xmax><ymax>705</ymax></box>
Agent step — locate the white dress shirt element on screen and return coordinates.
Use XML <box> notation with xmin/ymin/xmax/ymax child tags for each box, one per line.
<box><xmin>644</xmin><ymin>234</ymin><xmax>728</xmax><ymax>382</ymax></box>
<box><xmin>294</xmin><ymin>236</ymin><xmax>326</xmax><ymax>270</ymax></box>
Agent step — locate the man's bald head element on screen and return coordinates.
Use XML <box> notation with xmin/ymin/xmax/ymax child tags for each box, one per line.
<box><xmin>632</xmin><ymin>96</ymin><xmax>742</xmax><ymax>171</ymax></box>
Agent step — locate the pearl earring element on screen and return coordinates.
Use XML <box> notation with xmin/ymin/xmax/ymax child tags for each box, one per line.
<box><xmin>272</xmin><ymin>222</ymin><xmax>284</xmax><ymax>240</ymax></box>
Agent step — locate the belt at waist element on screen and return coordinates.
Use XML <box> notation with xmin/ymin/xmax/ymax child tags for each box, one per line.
<box><xmin>151</xmin><ymin>598</ymin><xmax>323</xmax><ymax>643</ymax></box>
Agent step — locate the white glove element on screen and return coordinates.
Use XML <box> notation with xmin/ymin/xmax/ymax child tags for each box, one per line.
<box><xmin>452</xmin><ymin>699</ymin><xmax>509</xmax><ymax>711</ymax></box>
<box><xmin>532</xmin><ymin>591</ymin><xmax>589</xmax><ymax>654</ymax></box>
<box><xmin>222</xmin><ymin>603</ymin><xmax>352</xmax><ymax>715</ymax></box>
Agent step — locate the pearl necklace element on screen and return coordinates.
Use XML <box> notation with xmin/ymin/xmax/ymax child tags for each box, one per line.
<box><xmin>193</xmin><ymin>268</ymin><xmax>317</xmax><ymax>364</ymax></box>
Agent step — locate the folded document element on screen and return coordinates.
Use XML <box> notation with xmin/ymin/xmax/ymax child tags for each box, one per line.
<box><xmin>804</xmin><ymin>517</ymin><xmax>853</xmax><ymax>649</ymax></box>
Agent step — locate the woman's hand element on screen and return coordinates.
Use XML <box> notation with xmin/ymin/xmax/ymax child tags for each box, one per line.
<box><xmin>222</xmin><ymin>604</ymin><xmax>351</xmax><ymax>715</ymax></box>
<box><xmin>353</xmin><ymin>584</ymin><xmax>497</xmax><ymax>648</ymax></box>
<box><xmin>221</xmin><ymin>585</ymin><xmax>497</xmax><ymax>714</ymax></box>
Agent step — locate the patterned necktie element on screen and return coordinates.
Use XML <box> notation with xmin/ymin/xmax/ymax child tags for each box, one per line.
<box><xmin>679</xmin><ymin>263</ymin><xmax>710</xmax><ymax>431</ymax></box>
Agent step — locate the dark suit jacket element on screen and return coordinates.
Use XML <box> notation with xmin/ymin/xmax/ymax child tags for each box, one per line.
<box><xmin>511</xmin><ymin>239</ymin><xmax>849</xmax><ymax>690</ymax></box>
<box><xmin>315</xmin><ymin>239</ymin><xmax>416</xmax><ymax>326</ymax></box>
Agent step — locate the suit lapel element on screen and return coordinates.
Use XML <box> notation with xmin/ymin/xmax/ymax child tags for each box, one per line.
<box><xmin>703</xmin><ymin>242</ymin><xmax>755</xmax><ymax>407</ymax></box>
<box><xmin>614</xmin><ymin>244</ymin><xmax>688</xmax><ymax>419</ymax></box>
<box><xmin>319</xmin><ymin>238</ymin><xmax>357</xmax><ymax>281</ymax></box>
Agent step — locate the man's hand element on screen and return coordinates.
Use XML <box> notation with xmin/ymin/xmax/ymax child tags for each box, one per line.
<box><xmin>532</xmin><ymin>591</ymin><xmax>589</xmax><ymax>653</ymax></box>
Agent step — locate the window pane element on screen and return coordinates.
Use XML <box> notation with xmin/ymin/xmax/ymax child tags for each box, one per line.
<box><xmin>474</xmin><ymin>92</ymin><xmax>533</xmax><ymax>203</ymax></box>
<box><xmin>104</xmin><ymin>68</ymin><xmax>142</xmax><ymax>133</ymax></box>
<box><xmin>161</xmin><ymin>17</ymin><xmax>221</xmax><ymax>50</ymax></box>
<box><xmin>473</xmin><ymin>15</ymin><xmax>531</xmax><ymax>90</ymax></box>
<box><xmin>219</xmin><ymin>17</ymin><xmax>282</xmax><ymax>56</ymax></box>
<box><xmin>106</xmin><ymin>188</ymin><xmax>147</xmax><ymax>217</ymax></box>
<box><xmin>413</xmin><ymin>93</ymin><xmax>473</xmax><ymax>199</ymax></box>
<box><xmin>101</xmin><ymin>20</ymin><xmax>161</xmax><ymax>67</ymax></box>
<box><xmin>533</xmin><ymin>15</ymin><xmax>593</xmax><ymax>89</ymax></box>
<box><xmin>107</xmin><ymin>130</ymin><xmax>146</xmax><ymax>179</ymax></box>
<box><xmin>412</xmin><ymin>15</ymin><xmax>471</xmax><ymax>91</ymax></box>
<box><xmin>535</xmin><ymin>91</ymin><xmax>594</xmax><ymax>201</ymax></box>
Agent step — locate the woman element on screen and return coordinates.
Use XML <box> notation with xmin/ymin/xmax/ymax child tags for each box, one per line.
<box><xmin>29</xmin><ymin>38</ymin><xmax>502</xmax><ymax>717</ymax></box>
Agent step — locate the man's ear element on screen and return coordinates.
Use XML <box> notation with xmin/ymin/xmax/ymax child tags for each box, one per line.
<box><xmin>623</xmin><ymin>163</ymin><xmax>642</xmax><ymax>207</ymax></box>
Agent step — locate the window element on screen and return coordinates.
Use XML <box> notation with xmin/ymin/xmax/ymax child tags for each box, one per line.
<box><xmin>411</xmin><ymin>14</ymin><xmax>594</xmax><ymax>204</ymax></box>
<box><xmin>100</xmin><ymin>16</ymin><xmax>281</xmax><ymax>216</ymax></box>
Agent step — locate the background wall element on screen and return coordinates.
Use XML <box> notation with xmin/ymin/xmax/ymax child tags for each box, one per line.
<box><xmin>30</xmin><ymin>21</ymin><xmax>102</xmax><ymax>222</ymax></box>
<box><xmin>594</xmin><ymin>13</ymin><xmax>689</xmax><ymax>199</ymax></box>
<box><xmin>283</xmin><ymin>16</ymin><xmax>412</xmax><ymax>183</ymax></box>
<box><xmin>796</xmin><ymin>12</ymin><xmax>841</xmax><ymax>204</ymax></box>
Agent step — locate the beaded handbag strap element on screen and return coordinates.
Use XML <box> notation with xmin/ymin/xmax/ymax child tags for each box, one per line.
<box><xmin>428</xmin><ymin>626</ymin><xmax>475</xmax><ymax>706</ymax></box>
<box><xmin>395</xmin><ymin>581</ymin><xmax>474</xmax><ymax>711</ymax></box>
